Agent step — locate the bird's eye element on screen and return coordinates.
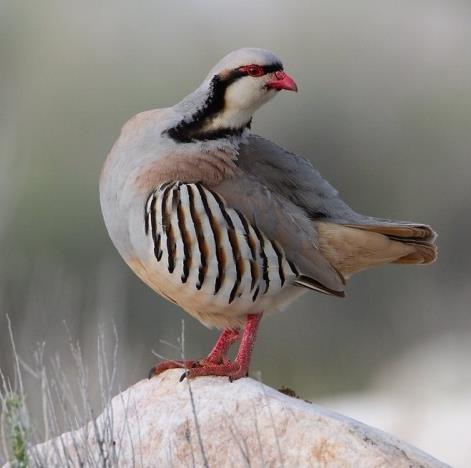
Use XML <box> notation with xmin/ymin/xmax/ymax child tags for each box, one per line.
<box><xmin>248</xmin><ymin>65</ymin><xmax>264</xmax><ymax>76</ymax></box>
<box><xmin>241</xmin><ymin>64</ymin><xmax>265</xmax><ymax>77</ymax></box>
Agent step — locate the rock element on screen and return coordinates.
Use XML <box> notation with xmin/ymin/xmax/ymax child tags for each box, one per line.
<box><xmin>21</xmin><ymin>370</ymin><xmax>448</xmax><ymax>467</ymax></box>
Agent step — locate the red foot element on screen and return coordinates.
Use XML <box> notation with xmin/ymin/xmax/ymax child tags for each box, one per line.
<box><xmin>149</xmin><ymin>314</ymin><xmax>262</xmax><ymax>382</ymax></box>
<box><xmin>148</xmin><ymin>328</ymin><xmax>240</xmax><ymax>378</ymax></box>
<box><xmin>181</xmin><ymin>360</ymin><xmax>249</xmax><ymax>381</ymax></box>
<box><xmin>148</xmin><ymin>360</ymin><xmax>198</xmax><ymax>379</ymax></box>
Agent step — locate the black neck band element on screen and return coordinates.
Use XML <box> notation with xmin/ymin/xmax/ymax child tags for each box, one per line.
<box><xmin>165</xmin><ymin>61</ymin><xmax>281</xmax><ymax>143</ymax></box>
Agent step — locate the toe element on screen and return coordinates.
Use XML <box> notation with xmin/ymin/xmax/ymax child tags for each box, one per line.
<box><xmin>185</xmin><ymin>361</ymin><xmax>241</xmax><ymax>379</ymax></box>
<box><xmin>148</xmin><ymin>360</ymin><xmax>198</xmax><ymax>378</ymax></box>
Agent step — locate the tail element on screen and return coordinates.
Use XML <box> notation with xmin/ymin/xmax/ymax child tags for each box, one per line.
<box><xmin>345</xmin><ymin>221</ymin><xmax>437</xmax><ymax>265</ymax></box>
<box><xmin>316</xmin><ymin>220</ymin><xmax>437</xmax><ymax>279</ymax></box>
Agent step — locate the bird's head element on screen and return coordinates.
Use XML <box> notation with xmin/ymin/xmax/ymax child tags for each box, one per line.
<box><xmin>205</xmin><ymin>48</ymin><xmax>297</xmax><ymax>126</ymax></box>
<box><xmin>169</xmin><ymin>48</ymin><xmax>297</xmax><ymax>143</ymax></box>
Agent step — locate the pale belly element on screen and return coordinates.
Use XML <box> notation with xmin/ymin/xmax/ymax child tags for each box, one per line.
<box><xmin>127</xmin><ymin>256</ymin><xmax>306</xmax><ymax>329</ymax></box>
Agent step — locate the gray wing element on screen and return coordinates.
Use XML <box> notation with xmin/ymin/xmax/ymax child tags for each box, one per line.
<box><xmin>212</xmin><ymin>134</ymin><xmax>436</xmax><ymax>297</ymax></box>
<box><xmin>212</xmin><ymin>171</ymin><xmax>346</xmax><ymax>297</ymax></box>
<box><xmin>236</xmin><ymin>135</ymin><xmax>436</xmax><ymax>240</ymax></box>
<box><xmin>235</xmin><ymin>135</ymin><xmax>361</xmax><ymax>223</ymax></box>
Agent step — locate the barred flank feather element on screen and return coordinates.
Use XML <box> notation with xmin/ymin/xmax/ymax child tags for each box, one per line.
<box><xmin>144</xmin><ymin>182</ymin><xmax>344</xmax><ymax>309</ymax></box>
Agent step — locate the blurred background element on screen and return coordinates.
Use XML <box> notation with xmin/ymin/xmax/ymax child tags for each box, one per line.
<box><xmin>1</xmin><ymin>0</ymin><xmax>470</xmax><ymax>465</ymax></box>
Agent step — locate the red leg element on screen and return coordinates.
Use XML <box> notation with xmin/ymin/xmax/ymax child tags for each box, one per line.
<box><xmin>148</xmin><ymin>327</ymin><xmax>240</xmax><ymax>378</ymax></box>
<box><xmin>203</xmin><ymin>328</ymin><xmax>240</xmax><ymax>364</ymax></box>
<box><xmin>183</xmin><ymin>313</ymin><xmax>263</xmax><ymax>381</ymax></box>
<box><xmin>233</xmin><ymin>313</ymin><xmax>262</xmax><ymax>376</ymax></box>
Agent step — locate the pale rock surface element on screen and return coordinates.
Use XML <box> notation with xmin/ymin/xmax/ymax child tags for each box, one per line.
<box><xmin>22</xmin><ymin>370</ymin><xmax>448</xmax><ymax>467</ymax></box>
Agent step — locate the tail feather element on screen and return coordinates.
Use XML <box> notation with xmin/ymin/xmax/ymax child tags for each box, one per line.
<box><xmin>344</xmin><ymin>222</ymin><xmax>438</xmax><ymax>265</ymax></box>
<box><xmin>317</xmin><ymin>220</ymin><xmax>437</xmax><ymax>279</ymax></box>
<box><xmin>344</xmin><ymin>222</ymin><xmax>436</xmax><ymax>243</ymax></box>
<box><xmin>393</xmin><ymin>243</ymin><xmax>437</xmax><ymax>264</ymax></box>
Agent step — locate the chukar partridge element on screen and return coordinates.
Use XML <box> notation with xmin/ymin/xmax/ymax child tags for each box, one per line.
<box><xmin>100</xmin><ymin>48</ymin><xmax>437</xmax><ymax>381</ymax></box>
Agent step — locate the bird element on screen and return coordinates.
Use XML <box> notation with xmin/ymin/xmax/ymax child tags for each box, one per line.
<box><xmin>100</xmin><ymin>48</ymin><xmax>437</xmax><ymax>381</ymax></box>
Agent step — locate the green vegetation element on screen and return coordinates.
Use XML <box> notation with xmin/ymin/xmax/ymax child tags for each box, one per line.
<box><xmin>4</xmin><ymin>393</ymin><xmax>29</xmax><ymax>468</ymax></box>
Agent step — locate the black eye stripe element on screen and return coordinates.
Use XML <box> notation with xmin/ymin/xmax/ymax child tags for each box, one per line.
<box><xmin>261</xmin><ymin>63</ymin><xmax>283</xmax><ymax>74</ymax></box>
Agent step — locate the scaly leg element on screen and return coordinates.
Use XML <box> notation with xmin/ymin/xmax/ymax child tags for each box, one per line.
<box><xmin>148</xmin><ymin>327</ymin><xmax>240</xmax><ymax>378</ymax></box>
<box><xmin>202</xmin><ymin>328</ymin><xmax>240</xmax><ymax>364</ymax></box>
<box><xmin>181</xmin><ymin>313</ymin><xmax>263</xmax><ymax>381</ymax></box>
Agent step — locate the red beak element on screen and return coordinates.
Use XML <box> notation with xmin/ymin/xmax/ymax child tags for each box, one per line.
<box><xmin>266</xmin><ymin>70</ymin><xmax>298</xmax><ymax>92</ymax></box>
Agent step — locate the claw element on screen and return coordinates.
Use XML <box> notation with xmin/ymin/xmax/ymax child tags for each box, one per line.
<box><xmin>179</xmin><ymin>371</ymin><xmax>188</xmax><ymax>382</ymax></box>
<box><xmin>148</xmin><ymin>367</ymin><xmax>156</xmax><ymax>379</ymax></box>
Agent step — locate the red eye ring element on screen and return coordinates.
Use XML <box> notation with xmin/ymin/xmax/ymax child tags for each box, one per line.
<box><xmin>239</xmin><ymin>64</ymin><xmax>265</xmax><ymax>77</ymax></box>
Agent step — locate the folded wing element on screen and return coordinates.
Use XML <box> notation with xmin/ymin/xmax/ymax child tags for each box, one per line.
<box><xmin>227</xmin><ymin>135</ymin><xmax>437</xmax><ymax>278</ymax></box>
